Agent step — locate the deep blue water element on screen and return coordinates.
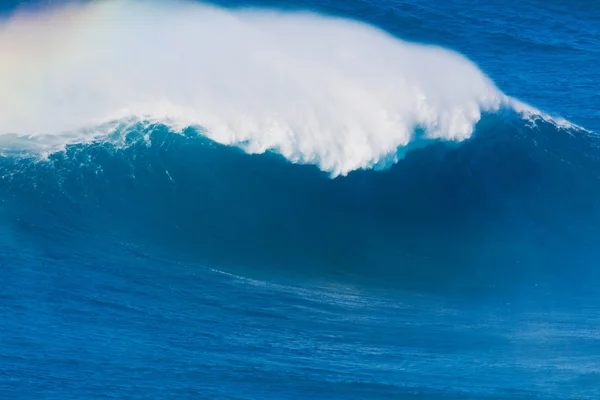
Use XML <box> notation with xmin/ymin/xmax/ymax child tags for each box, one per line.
<box><xmin>1</xmin><ymin>0</ymin><xmax>600</xmax><ymax>399</ymax></box>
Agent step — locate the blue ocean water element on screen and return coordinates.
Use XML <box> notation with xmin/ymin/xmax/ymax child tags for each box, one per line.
<box><xmin>1</xmin><ymin>0</ymin><xmax>600</xmax><ymax>399</ymax></box>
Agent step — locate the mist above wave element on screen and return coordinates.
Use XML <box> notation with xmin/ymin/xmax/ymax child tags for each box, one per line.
<box><xmin>1</xmin><ymin>0</ymin><xmax>515</xmax><ymax>175</ymax></box>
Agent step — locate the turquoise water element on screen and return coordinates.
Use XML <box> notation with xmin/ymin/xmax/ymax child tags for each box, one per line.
<box><xmin>1</xmin><ymin>0</ymin><xmax>599</xmax><ymax>398</ymax></box>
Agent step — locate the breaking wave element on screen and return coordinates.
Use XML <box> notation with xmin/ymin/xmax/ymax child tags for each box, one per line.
<box><xmin>1</xmin><ymin>0</ymin><xmax>598</xmax><ymax>291</ymax></box>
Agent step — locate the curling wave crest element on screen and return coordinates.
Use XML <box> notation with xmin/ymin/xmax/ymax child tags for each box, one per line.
<box><xmin>0</xmin><ymin>0</ymin><xmax>561</xmax><ymax>175</ymax></box>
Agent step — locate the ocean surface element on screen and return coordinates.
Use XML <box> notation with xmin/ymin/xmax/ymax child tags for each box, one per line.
<box><xmin>1</xmin><ymin>0</ymin><xmax>599</xmax><ymax>398</ymax></box>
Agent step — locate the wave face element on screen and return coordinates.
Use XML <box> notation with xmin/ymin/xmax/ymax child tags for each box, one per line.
<box><xmin>2</xmin><ymin>1</ymin><xmax>600</xmax><ymax>399</ymax></box>
<box><xmin>2</xmin><ymin>114</ymin><xmax>599</xmax><ymax>290</ymax></box>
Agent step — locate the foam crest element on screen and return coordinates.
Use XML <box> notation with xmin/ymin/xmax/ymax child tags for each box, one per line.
<box><xmin>0</xmin><ymin>0</ymin><xmax>512</xmax><ymax>175</ymax></box>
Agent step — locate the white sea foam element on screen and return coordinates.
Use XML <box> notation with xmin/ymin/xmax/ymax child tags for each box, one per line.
<box><xmin>0</xmin><ymin>0</ymin><xmax>550</xmax><ymax>175</ymax></box>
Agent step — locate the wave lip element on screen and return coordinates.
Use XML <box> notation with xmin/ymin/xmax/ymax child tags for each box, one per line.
<box><xmin>0</xmin><ymin>0</ymin><xmax>527</xmax><ymax>175</ymax></box>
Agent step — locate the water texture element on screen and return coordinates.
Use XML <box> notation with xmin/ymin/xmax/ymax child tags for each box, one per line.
<box><xmin>1</xmin><ymin>0</ymin><xmax>599</xmax><ymax>398</ymax></box>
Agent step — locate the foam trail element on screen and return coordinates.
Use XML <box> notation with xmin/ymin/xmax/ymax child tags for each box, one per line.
<box><xmin>0</xmin><ymin>0</ymin><xmax>514</xmax><ymax>175</ymax></box>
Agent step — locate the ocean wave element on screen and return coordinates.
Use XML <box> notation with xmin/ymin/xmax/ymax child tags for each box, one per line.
<box><xmin>1</xmin><ymin>0</ymin><xmax>575</xmax><ymax>175</ymax></box>
<box><xmin>2</xmin><ymin>0</ymin><xmax>598</xmax><ymax>288</ymax></box>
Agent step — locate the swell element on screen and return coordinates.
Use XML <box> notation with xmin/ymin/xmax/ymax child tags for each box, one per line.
<box><xmin>2</xmin><ymin>115</ymin><xmax>599</xmax><ymax>291</ymax></box>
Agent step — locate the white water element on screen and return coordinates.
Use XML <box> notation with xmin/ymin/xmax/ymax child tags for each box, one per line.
<box><xmin>1</xmin><ymin>0</ymin><xmax>520</xmax><ymax>175</ymax></box>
